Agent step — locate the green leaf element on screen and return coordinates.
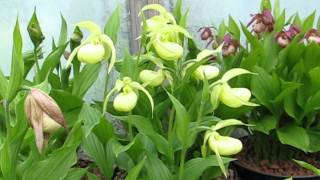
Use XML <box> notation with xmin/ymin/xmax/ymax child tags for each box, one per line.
<box><xmin>104</xmin><ymin>5</ymin><xmax>121</xmax><ymax>43</ymax></box>
<box><xmin>50</xmin><ymin>89</ymin><xmax>83</xmax><ymax>111</ymax></box>
<box><xmin>79</xmin><ymin>104</ymin><xmax>101</xmax><ymax>137</ymax></box>
<box><xmin>92</xmin><ymin>117</ymin><xmax>115</xmax><ymax>144</ymax></box>
<box><xmin>167</xmin><ymin>92</ymin><xmax>190</xmax><ymax>148</ymax></box>
<box><xmin>274</xmin><ymin>10</ymin><xmax>286</xmax><ymax>32</ymax></box>
<box><xmin>72</xmin><ymin>63</ymin><xmax>101</xmax><ymax>98</ymax></box>
<box><xmin>241</xmin><ymin>23</ymin><xmax>261</xmax><ymax>50</ymax></box>
<box><xmin>293</xmin><ymin>159</ymin><xmax>320</xmax><ymax>175</ymax></box>
<box><xmin>0</xmin><ymin>96</ymin><xmax>28</xmax><ymax>179</ymax></box>
<box><xmin>120</xmin><ymin>51</ymin><xmax>138</xmax><ymax>79</ymax></box>
<box><xmin>144</xmin><ymin>152</ymin><xmax>172</xmax><ymax>180</ymax></box>
<box><xmin>125</xmin><ymin>156</ymin><xmax>146</xmax><ymax>180</ymax></box>
<box><xmin>117</xmin><ymin>115</ymin><xmax>173</xmax><ymax>160</ymax></box>
<box><xmin>22</xmin><ymin>123</ymin><xmax>82</xmax><ymax>180</ymax></box>
<box><xmin>183</xmin><ymin>156</ymin><xmax>234</xmax><ymax>180</ymax></box>
<box><xmin>64</xmin><ymin>168</ymin><xmax>87</xmax><ymax>180</ymax></box>
<box><xmin>6</xmin><ymin>19</ymin><xmax>23</xmax><ymax>102</ymax></box>
<box><xmin>82</xmin><ymin>133</ymin><xmax>114</xmax><ymax>179</ymax></box>
<box><xmin>0</xmin><ymin>69</ymin><xmax>8</xmax><ymax>98</ymax></box>
<box><xmin>218</xmin><ymin>20</ymin><xmax>227</xmax><ymax>38</ymax></box>
<box><xmin>273</xmin><ymin>0</ymin><xmax>280</xmax><ymax>18</ymax></box>
<box><xmin>248</xmin><ymin>116</ymin><xmax>277</xmax><ymax>135</ymax></box>
<box><xmin>302</xmin><ymin>12</ymin><xmax>316</xmax><ymax>33</ymax></box>
<box><xmin>277</xmin><ymin>124</ymin><xmax>309</xmax><ymax>152</ymax></box>
<box><xmin>38</xmin><ymin>43</ymin><xmax>68</xmax><ymax>82</ymax></box>
<box><xmin>58</xmin><ymin>14</ymin><xmax>68</xmax><ymax>46</ymax></box>
<box><xmin>293</xmin><ymin>13</ymin><xmax>302</xmax><ymax>27</ymax></box>
<box><xmin>173</xmin><ymin>0</ymin><xmax>183</xmax><ymax>23</ymax></box>
<box><xmin>22</xmin><ymin>145</ymin><xmax>78</xmax><ymax>180</ymax></box>
<box><xmin>260</xmin><ymin>0</ymin><xmax>271</xmax><ymax>11</ymax></box>
<box><xmin>228</xmin><ymin>16</ymin><xmax>240</xmax><ymax>41</ymax></box>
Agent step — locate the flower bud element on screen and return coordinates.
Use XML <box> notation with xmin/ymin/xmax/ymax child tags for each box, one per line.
<box><xmin>27</xmin><ymin>11</ymin><xmax>44</xmax><ymax>47</ymax></box>
<box><xmin>77</xmin><ymin>43</ymin><xmax>105</xmax><ymax>64</ymax></box>
<box><xmin>154</xmin><ymin>41</ymin><xmax>183</xmax><ymax>61</ymax></box>
<box><xmin>139</xmin><ymin>70</ymin><xmax>165</xmax><ymax>87</ymax></box>
<box><xmin>194</xmin><ymin>65</ymin><xmax>219</xmax><ymax>80</ymax></box>
<box><xmin>219</xmin><ymin>84</ymin><xmax>252</xmax><ymax>108</ymax></box>
<box><xmin>113</xmin><ymin>87</ymin><xmax>138</xmax><ymax>112</ymax></box>
<box><xmin>25</xmin><ymin>89</ymin><xmax>66</xmax><ymax>152</ymax></box>
<box><xmin>208</xmin><ymin>133</ymin><xmax>243</xmax><ymax>156</ymax></box>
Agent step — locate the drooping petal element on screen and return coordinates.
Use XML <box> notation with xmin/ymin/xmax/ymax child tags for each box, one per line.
<box><xmin>210</xmin><ymin>84</ymin><xmax>223</xmax><ymax>110</ymax></box>
<box><xmin>130</xmin><ymin>82</ymin><xmax>154</xmax><ymax>114</ymax></box>
<box><xmin>100</xmin><ymin>34</ymin><xmax>116</xmax><ymax>73</ymax></box>
<box><xmin>75</xmin><ymin>21</ymin><xmax>101</xmax><ymax>35</ymax></box>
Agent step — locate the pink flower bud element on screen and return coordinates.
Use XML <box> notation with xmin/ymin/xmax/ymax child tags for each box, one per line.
<box><xmin>25</xmin><ymin>89</ymin><xmax>66</xmax><ymax>152</ymax></box>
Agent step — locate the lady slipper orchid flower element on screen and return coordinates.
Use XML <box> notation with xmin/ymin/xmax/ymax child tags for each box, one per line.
<box><xmin>207</xmin><ymin>132</ymin><xmax>243</xmax><ymax>156</ymax></box>
<box><xmin>24</xmin><ymin>89</ymin><xmax>67</xmax><ymax>152</ymax></box>
<box><xmin>247</xmin><ymin>10</ymin><xmax>274</xmax><ymax>35</ymax></box>
<box><xmin>65</xmin><ymin>21</ymin><xmax>116</xmax><ymax>73</ymax></box>
<box><xmin>148</xmin><ymin>25</ymin><xmax>191</xmax><ymax>61</ymax></box>
<box><xmin>275</xmin><ymin>25</ymin><xmax>300</xmax><ymax>48</ymax></box>
<box><xmin>139</xmin><ymin>4</ymin><xmax>176</xmax><ymax>32</ymax></box>
<box><xmin>305</xmin><ymin>29</ymin><xmax>320</xmax><ymax>44</ymax></box>
<box><xmin>201</xmin><ymin>119</ymin><xmax>248</xmax><ymax>177</ymax></box>
<box><xmin>139</xmin><ymin>69</ymin><xmax>165</xmax><ymax>87</ymax></box>
<box><xmin>103</xmin><ymin>77</ymin><xmax>154</xmax><ymax>114</ymax></box>
<box><xmin>210</xmin><ymin>68</ymin><xmax>258</xmax><ymax>110</ymax></box>
<box><xmin>222</xmin><ymin>34</ymin><xmax>239</xmax><ymax>56</ymax></box>
<box><xmin>184</xmin><ymin>47</ymin><xmax>222</xmax><ymax>80</ymax></box>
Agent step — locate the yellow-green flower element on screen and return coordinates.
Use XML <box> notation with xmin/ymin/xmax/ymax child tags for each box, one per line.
<box><xmin>103</xmin><ymin>77</ymin><xmax>154</xmax><ymax>113</ymax></box>
<box><xmin>210</xmin><ymin>68</ymin><xmax>258</xmax><ymax>109</ymax></box>
<box><xmin>65</xmin><ymin>21</ymin><xmax>116</xmax><ymax>73</ymax></box>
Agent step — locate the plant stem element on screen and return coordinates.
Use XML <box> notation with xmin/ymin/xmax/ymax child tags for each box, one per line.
<box><xmin>178</xmin><ymin>148</ymin><xmax>186</xmax><ymax>180</ymax></box>
<box><xmin>167</xmin><ymin>108</ymin><xmax>175</xmax><ymax>142</ymax></box>
<box><xmin>128</xmin><ymin>112</ymin><xmax>133</xmax><ymax>140</ymax></box>
<box><xmin>4</xmin><ymin>100</ymin><xmax>11</xmax><ymax>135</ymax></box>
<box><xmin>34</xmin><ymin>48</ymin><xmax>40</xmax><ymax>73</ymax></box>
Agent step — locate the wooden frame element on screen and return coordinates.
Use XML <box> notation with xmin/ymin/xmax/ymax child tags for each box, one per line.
<box><xmin>127</xmin><ymin>0</ymin><xmax>162</xmax><ymax>54</ymax></box>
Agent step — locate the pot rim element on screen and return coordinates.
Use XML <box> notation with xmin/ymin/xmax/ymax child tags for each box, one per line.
<box><xmin>233</xmin><ymin>160</ymin><xmax>320</xmax><ymax>179</ymax></box>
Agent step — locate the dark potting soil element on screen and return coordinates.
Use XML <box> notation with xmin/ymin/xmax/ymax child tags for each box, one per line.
<box><xmin>236</xmin><ymin>139</ymin><xmax>320</xmax><ymax>177</ymax></box>
<box><xmin>76</xmin><ymin>157</ymin><xmax>127</xmax><ymax>180</ymax></box>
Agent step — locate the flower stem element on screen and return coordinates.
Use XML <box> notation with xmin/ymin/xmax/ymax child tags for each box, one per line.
<box><xmin>128</xmin><ymin>112</ymin><xmax>133</xmax><ymax>140</ymax></box>
<box><xmin>4</xmin><ymin>100</ymin><xmax>11</xmax><ymax>135</ymax></box>
<box><xmin>178</xmin><ymin>148</ymin><xmax>186</xmax><ymax>180</ymax></box>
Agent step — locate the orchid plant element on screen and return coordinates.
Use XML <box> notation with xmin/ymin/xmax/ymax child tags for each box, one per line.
<box><xmin>0</xmin><ymin>1</ymin><xmax>255</xmax><ymax>179</ymax></box>
<box><xmin>231</xmin><ymin>0</ymin><xmax>320</xmax><ymax>162</ymax></box>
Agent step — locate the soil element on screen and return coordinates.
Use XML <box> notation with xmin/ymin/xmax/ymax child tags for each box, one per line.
<box><xmin>236</xmin><ymin>138</ymin><xmax>320</xmax><ymax>177</ymax></box>
<box><xmin>75</xmin><ymin>156</ymin><xmax>127</xmax><ymax>180</ymax></box>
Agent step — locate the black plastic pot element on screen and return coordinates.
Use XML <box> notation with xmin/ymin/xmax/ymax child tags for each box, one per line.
<box><xmin>233</xmin><ymin>161</ymin><xmax>320</xmax><ymax>180</ymax></box>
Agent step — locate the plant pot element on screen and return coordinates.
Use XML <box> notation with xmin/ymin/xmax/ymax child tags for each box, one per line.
<box><xmin>232</xmin><ymin>136</ymin><xmax>320</xmax><ymax>180</ymax></box>
<box><xmin>233</xmin><ymin>160</ymin><xmax>319</xmax><ymax>180</ymax></box>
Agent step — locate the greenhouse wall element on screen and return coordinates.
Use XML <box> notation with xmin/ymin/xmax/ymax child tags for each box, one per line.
<box><xmin>0</xmin><ymin>0</ymin><xmax>319</xmax><ymax>100</ymax></box>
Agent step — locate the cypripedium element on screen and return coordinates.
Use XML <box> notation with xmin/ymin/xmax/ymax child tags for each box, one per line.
<box><xmin>184</xmin><ymin>47</ymin><xmax>222</xmax><ymax>80</ymax></box>
<box><xmin>149</xmin><ymin>25</ymin><xmax>191</xmax><ymax>61</ymax></box>
<box><xmin>141</xmin><ymin>5</ymin><xmax>191</xmax><ymax>61</ymax></box>
<box><xmin>305</xmin><ymin>29</ymin><xmax>320</xmax><ymax>44</ymax></box>
<box><xmin>247</xmin><ymin>10</ymin><xmax>274</xmax><ymax>35</ymax></box>
<box><xmin>103</xmin><ymin>77</ymin><xmax>154</xmax><ymax>113</ymax></box>
<box><xmin>139</xmin><ymin>69</ymin><xmax>165</xmax><ymax>87</ymax></box>
<box><xmin>140</xmin><ymin>4</ymin><xmax>176</xmax><ymax>32</ymax></box>
<box><xmin>275</xmin><ymin>25</ymin><xmax>300</xmax><ymax>48</ymax></box>
<box><xmin>65</xmin><ymin>21</ymin><xmax>116</xmax><ymax>73</ymax></box>
<box><xmin>210</xmin><ymin>68</ymin><xmax>258</xmax><ymax>110</ymax></box>
<box><xmin>201</xmin><ymin>119</ymin><xmax>249</xmax><ymax>177</ymax></box>
<box><xmin>222</xmin><ymin>34</ymin><xmax>239</xmax><ymax>56</ymax></box>
<box><xmin>24</xmin><ymin>89</ymin><xmax>67</xmax><ymax>152</ymax></box>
